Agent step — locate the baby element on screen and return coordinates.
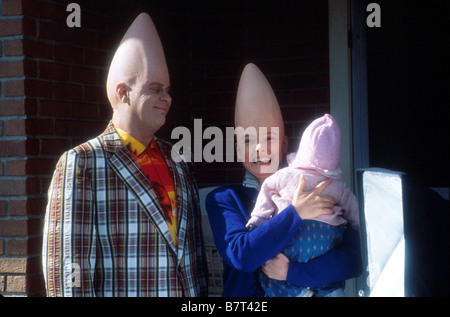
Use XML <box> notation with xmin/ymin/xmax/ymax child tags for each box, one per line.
<box><xmin>246</xmin><ymin>114</ymin><xmax>359</xmax><ymax>297</ymax></box>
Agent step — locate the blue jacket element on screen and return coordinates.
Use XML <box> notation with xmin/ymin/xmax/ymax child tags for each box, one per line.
<box><xmin>206</xmin><ymin>184</ymin><xmax>362</xmax><ymax>297</ymax></box>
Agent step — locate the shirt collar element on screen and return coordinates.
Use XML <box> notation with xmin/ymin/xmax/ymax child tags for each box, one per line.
<box><xmin>242</xmin><ymin>170</ymin><xmax>261</xmax><ymax>191</ymax></box>
<box><xmin>115</xmin><ymin>126</ymin><xmax>148</xmax><ymax>156</ymax></box>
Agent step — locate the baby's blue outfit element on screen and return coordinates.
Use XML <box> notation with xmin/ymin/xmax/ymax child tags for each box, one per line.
<box><xmin>261</xmin><ymin>220</ymin><xmax>346</xmax><ymax>297</ymax></box>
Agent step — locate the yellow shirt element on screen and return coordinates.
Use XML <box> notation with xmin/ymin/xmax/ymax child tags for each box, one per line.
<box><xmin>116</xmin><ymin>127</ymin><xmax>178</xmax><ymax>247</ymax></box>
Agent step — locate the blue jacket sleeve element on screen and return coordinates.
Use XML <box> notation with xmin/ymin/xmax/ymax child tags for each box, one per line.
<box><xmin>206</xmin><ymin>186</ymin><xmax>305</xmax><ymax>272</ymax></box>
<box><xmin>286</xmin><ymin>226</ymin><xmax>363</xmax><ymax>288</ymax></box>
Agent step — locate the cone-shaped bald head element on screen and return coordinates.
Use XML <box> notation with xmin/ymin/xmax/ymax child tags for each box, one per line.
<box><xmin>235</xmin><ymin>63</ymin><xmax>284</xmax><ymax>134</ymax></box>
<box><xmin>234</xmin><ymin>63</ymin><xmax>286</xmax><ymax>179</ymax></box>
<box><xmin>106</xmin><ymin>13</ymin><xmax>169</xmax><ymax>107</ymax></box>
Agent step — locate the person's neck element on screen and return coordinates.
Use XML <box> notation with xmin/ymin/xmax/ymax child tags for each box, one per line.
<box><xmin>112</xmin><ymin>114</ymin><xmax>154</xmax><ymax>147</ymax></box>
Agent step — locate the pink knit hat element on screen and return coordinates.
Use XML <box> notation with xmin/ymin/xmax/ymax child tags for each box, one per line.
<box><xmin>289</xmin><ymin>114</ymin><xmax>342</xmax><ymax>179</ymax></box>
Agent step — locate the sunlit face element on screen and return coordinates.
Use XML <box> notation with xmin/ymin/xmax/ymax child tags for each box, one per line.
<box><xmin>236</xmin><ymin>126</ymin><xmax>287</xmax><ymax>184</ymax></box>
<box><xmin>128</xmin><ymin>77</ymin><xmax>172</xmax><ymax>135</ymax></box>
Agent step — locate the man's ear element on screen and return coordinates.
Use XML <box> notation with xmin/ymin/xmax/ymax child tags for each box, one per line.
<box><xmin>115</xmin><ymin>82</ymin><xmax>130</xmax><ymax>104</ymax></box>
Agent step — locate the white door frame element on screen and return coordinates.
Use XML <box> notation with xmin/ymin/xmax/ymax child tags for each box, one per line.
<box><xmin>328</xmin><ymin>0</ymin><xmax>370</xmax><ymax>297</ymax></box>
<box><xmin>329</xmin><ymin>0</ymin><xmax>354</xmax><ymax>189</ymax></box>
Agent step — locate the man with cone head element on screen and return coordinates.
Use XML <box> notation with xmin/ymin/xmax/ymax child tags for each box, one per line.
<box><xmin>42</xmin><ymin>13</ymin><xmax>208</xmax><ymax>297</ymax></box>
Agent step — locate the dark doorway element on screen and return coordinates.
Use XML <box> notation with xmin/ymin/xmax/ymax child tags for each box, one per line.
<box><xmin>366</xmin><ymin>0</ymin><xmax>449</xmax><ymax>189</ymax></box>
<box><xmin>365</xmin><ymin>0</ymin><xmax>449</xmax><ymax>296</ymax></box>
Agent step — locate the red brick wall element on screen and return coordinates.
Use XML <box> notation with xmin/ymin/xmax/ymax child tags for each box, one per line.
<box><xmin>1</xmin><ymin>0</ymin><xmax>36</xmax><ymax>296</ymax></box>
<box><xmin>0</xmin><ymin>0</ymin><xmax>329</xmax><ymax>296</ymax></box>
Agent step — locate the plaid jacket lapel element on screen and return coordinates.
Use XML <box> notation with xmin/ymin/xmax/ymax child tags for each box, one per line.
<box><xmin>100</xmin><ymin>123</ymin><xmax>178</xmax><ymax>254</ymax></box>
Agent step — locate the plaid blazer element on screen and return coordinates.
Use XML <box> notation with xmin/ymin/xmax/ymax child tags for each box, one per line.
<box><xmin>42</xmin><ymin>123</ymin><xmax>208</xmax><ymax>297</ymax></box>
